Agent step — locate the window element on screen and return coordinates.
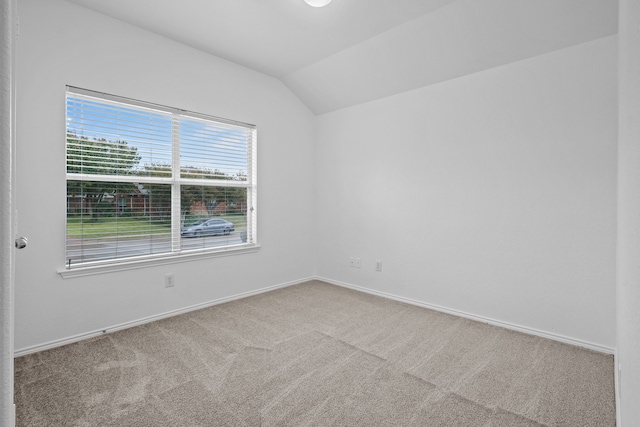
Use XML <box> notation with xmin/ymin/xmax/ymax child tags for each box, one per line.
<box><xmin>65</xmin><ymin>87</ymin><xmax>257</xmax><ymax>269</ymax></box>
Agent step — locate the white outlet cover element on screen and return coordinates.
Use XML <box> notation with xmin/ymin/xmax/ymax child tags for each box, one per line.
<box><xmin>165</xmin><ymin>274</ymin><xmax>175</xmax><ymax>287</ymax></box>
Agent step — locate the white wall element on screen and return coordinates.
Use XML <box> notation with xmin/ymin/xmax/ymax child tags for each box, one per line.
<box><xmin>617</xmin><ymin>0</ymin><xmax>640</xmax><ymax>423</ymax></box>
<box><xmin>14</xmin><ymin>0</ymin><xmax>316</xmax><ymax>351</ymax></box>
<box><xmin>315</xmin><ymin>36</ymin><xmax>618</xmax><ymax>349</ymax></box>
<box><xmin>14</xmin><ymin>0</ymin><xmax>619</xmax><ymax>359</ymax></box>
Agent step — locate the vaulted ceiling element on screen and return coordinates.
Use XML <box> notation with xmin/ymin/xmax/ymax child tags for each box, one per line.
<box><xmin>65</xmin><ymin>0</ymin><xmax>617</xmax><ymax>114</ymax></box>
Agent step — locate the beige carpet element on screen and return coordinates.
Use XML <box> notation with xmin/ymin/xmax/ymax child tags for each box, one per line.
<box><xmin>14</xmin><ymin>280</ymin><xmax>616</xmax><ymax>426</ymax></box>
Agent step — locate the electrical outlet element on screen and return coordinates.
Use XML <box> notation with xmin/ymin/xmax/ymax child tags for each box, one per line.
<box><xmin>376</xmin><ymin>260</ymin><xmax>382</xmax><ymax>272</ymax></box>
<box><xmin>355</xmin><ymin>258</ymin><xmax>361</xmax><ymax>268</ymax></box>
<box><xmin>350</xmin><ymin>257</ymin><xmax>355</xmax><ymax>267</ymax></box>
<box><xmin>165</xmin><ymin>273</ymin><xmax>175</xmax><ymax>288</ymax></box>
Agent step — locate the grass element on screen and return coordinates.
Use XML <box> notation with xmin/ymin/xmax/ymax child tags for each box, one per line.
<box><xmin>67</xmin><ymin>214</ymin><xmax>247</xmax><ymax>239</ymax></box>
<box><xmin>67</xmin><ymin>217</ymin><xmax>170</xmax><ymax>239</ymax></box>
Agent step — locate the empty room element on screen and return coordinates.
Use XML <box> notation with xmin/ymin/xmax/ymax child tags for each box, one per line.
<box><xmin>1</xmin><ymin>0</ymin><xmax>640</xmax><ymax>426</ymax></box>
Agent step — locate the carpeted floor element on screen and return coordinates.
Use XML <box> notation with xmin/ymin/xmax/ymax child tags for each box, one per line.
<box><xmin>14</xmin><ymin>280</ymin><xmax>616</xmax><ymax>426</ymax></box>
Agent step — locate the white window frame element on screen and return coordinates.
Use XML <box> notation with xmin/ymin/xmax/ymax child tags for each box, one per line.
<box><xmin>60</xmin><ymin>86</ymin><xmax>258</xmax><ymax>278</ymax></box>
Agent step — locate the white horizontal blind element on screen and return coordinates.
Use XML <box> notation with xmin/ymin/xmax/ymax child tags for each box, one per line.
<box><xmin>65</xmin><ymin>87</ymin><xmax>256</xmax><ymax>268</ymax></box>
<box><xmin>180</xmin><ymin>116</ymin><xmax>249</xmax><ymax>181</ymax></box>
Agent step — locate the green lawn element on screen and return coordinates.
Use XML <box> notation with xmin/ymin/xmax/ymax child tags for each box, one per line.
<box><xmin>67</xmin><ymin>217</ymin><xmax>170</xmax><ymax>239</ymax></box>
<box><xmin>67</xmin><ymin>214</ymin><xmax>247</xmax><ymax>239</ymax></box>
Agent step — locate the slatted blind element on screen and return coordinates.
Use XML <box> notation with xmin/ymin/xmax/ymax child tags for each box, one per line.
<box><xmin>65</xmin><ymin>87</ymin><xmax>257</xmax><ymax>268</ymax></box>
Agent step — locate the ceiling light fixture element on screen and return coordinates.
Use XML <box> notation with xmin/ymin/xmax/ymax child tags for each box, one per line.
<box><xmin>304</xmin><ymin>0</ymin><xmax>332</xmax><ymax>7</ymax></box>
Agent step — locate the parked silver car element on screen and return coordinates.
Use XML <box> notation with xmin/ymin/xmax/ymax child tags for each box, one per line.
<box><xmin>181</xmin><ymin>218</ymin><xmax>235</xmax><ymax>237</ymax></box>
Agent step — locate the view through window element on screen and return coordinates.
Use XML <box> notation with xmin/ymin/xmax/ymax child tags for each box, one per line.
<box><xmin>65</xmin><ymin>87</ymin><xmax>257</xmax><ymax>268</ymax></box>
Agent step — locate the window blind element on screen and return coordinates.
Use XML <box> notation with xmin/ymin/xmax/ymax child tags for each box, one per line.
<box><xmin>65</xmin><ymin>87</ymin><xmax>257</xmax><ymax>268</ymax></box>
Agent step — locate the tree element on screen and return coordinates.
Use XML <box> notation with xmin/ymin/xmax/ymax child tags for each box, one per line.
<box><xmin>67</xmin><ymin>133</ymin><xmax>141</xmax><ymax>219</ymax></box>
<box><xmin>143</xmin><ymin>163</ymin><xmax>248</xmax><ymax>221</ymax></box>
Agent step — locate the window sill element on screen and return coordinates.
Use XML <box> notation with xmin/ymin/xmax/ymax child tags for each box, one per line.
<box><xmin>58</xmin><ymin>244</ymin><xmax>261</xmax><ymax>278</ymax></box>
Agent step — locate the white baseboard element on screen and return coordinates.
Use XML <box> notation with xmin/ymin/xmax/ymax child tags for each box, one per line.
<box><xmin>615</xmin><ymin>351</ymin><xmax>622</xmax><ymax>427</ymax></box>
<box><xmin>14</xmin><ymin>276</ymin><xmax>314</xmax><ymax>357</ymax></box>
<box><xmin>15</xmin><ymin>275</ymin><xmax>616</xmax><ymax>358</ymax></box>
<box><xmin>315</xmin><ymin>276</ymin><xmax>616</xmax><ymax>355</ymax></box>
<box><xmin>15</xmin><ymin>275</ymin><xmax>619</xmax><ymax>423</ymax></box>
